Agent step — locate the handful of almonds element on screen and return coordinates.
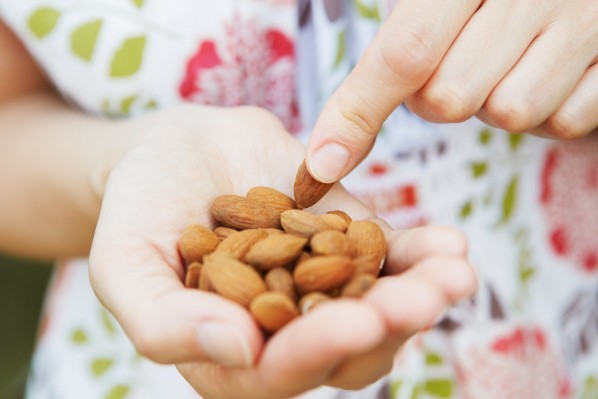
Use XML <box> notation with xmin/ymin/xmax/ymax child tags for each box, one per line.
<box><xmin>178</xmin><ymin>162</ymin><xmax>387</xmax><ymax>336</ymax></box>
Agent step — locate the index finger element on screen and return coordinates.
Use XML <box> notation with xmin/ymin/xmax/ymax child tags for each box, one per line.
<box><xmin>306</xmin><ymin>0</ymin><xmax>481</xmax><ymax>183</ymax></box>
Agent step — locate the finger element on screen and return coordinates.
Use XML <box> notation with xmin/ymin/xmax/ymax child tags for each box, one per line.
<box><xmin>480</xmin><ymin>24</ymin><xmax>598</xmax><ymax>134</ymax></box>
<box><xmin>537</xmin><ymin>62</ymin><xmax>598</xmax><ymax>139</ymax></box>
<box><xmin>179</xmin><ymin>300</ymin><xmax>387</xmax><ymax>399</ymax></box>
<box><xmin>407</xmin><ymin>0</ymin><xmax>546</xmax><ymax>122</ymax></box>
<box><xmin>306</xmin><ymin>0</ymin><xmax>482</xmax><ymax>183</ymax></box>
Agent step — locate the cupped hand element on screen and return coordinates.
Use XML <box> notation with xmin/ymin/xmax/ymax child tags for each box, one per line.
<box><xmin>307</xmin><ymin>0</ymin><xmax>598</xmax><ymax>184</ymax></box>
<box><xmin>89</xmin><ymin>105</ymin><xmax>477</xmax><ymax>399</ymax></box>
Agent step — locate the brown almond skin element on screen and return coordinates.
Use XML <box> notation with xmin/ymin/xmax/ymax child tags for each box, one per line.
<box><xmin>341</xmin><ymin>274</ymin><xmax>377</xmax><ymax>298</ymax></box>
<box><xmin>281</xmin><ymin>209</ymin><xmax>328</xmax><ymax>238</ymax></box>
<box><xmin>178</xmin><ymin>224</ymin><xmax>221</xmax><ymax>264</ymax></box>
<box><xmin>293</xmin><ymin>256</ymin><xmax>355</xmax><ymax>293</ymax></box>
<box><xmin>327</xmin><ymin>210</ymin><xmax>352</xmax><ymax>224</ymax></box>
<box><xmin>354</xmin><ymin>254</ymin><xmax>383</xmax><ymax>277</ymax></box>
<box><xmin>310</xmin><ymin>230</ymin><xmax>356</xmax><ymax>257</ymax></box>
<box><xmin>199</xmin><ymin>265</ymin><xmax>213</xmax><ymax>291</ymax></box>
<box><xmin>246</xmin><ymin>186</ymin><xmax>296</xmax><ymax>212</ymax></box>
<box><xmin>294</xmin><ymin>160</ymin><xmax>334</xmax><ymax>209</ymax></box>
<box><xmin>213</xmin><ymin>226</ymin><xmax>238</xmax><ymax>240</ymax></box>
<box><xmin>246</xmin><ymin>234</ymin><xmax>308</xmax><ymax>270</ymax></box>
<box><xmin>295</xmin><ymin>251</ymin><xmax>312</xmax><ymax>266</ymax></box>
<box><xmin>250</xmin><ymin>292</ymin><xmax>299</xmax><ymax>333</ymax></box>
<box><xmin>261</xmin><ymin>228</ymin><xmax>285</xmax><ymax>236</ymax></box>
<box><xmin>184</xmin><ymin>262</ymin><xmax>202</xmax><ymax>289</ymax></box>
<box><xmin>265</xmin><ymin>268</ymin><xmax>297</xmax><ymax>301</ymax></box>
<box><xmin>319</xmin><ymin>213</ymin><xmax>349</xmax><ymax>232</ymax></box>
<box><xmin>212</xmin><ymin>195</ymin><xmax>281</xmax><ymax>230</ymax></box>
<box><xmin>346</xmin><ymin>221</ymin><xmax>388</xmax><ymax>261</ymax></box>
<box><xmin>203</xmin><ymin>253</ymin><xmax>267</xmax><ymax>307</ymax></box>
<box><xmin>298</xmin><ymin>292</ymin><xmax>331</xmax><ymax>314</ymax></box>
<box><xmin>216</xmin><ymin>228</ymin><xmax>268</xmax><ymax>261</ymax></box>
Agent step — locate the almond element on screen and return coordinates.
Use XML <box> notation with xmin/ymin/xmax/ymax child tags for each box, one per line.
<box><xmin>295</xmin><ymin>251</ymin><xmax>311</xmax><ymax>266</ymax></box>
<box><xmin>319</xmin><ymin>213</ymin><xmax>349</xmax><ymax>232</ymax></box>
<box><xmin>341</xmin><ymin>274</ymin><xmax>377</xmax><ymax>298</ymax></box>
<box><xmin>178</xmin><ymin>224</ymin><xmax>221</xmax><ymax>264</ymax></box>
<box><xmin>327</xmin><ymin>210</ymin><xmax>352</xmax><ymax>224</ymax></box>
<box><xmin>293</xmin><ymin>256</ymin><xmax>355</xmax><ymax>293</ymax></box>
<box><xmin>346</xmin><ymin>221</ymin><xmax>387</xmax><ymax>261</ymax></box>
<box><xmin>212</xmin><ymin>195</ymin><xmax>281</xmax><ymax>230</ymax></box>
<box><xmin>216</xmin><ymin>228</ymin><xmax>267</xmax><ymax>261</ymax></box>
<box><xmin>264</xmin><ymin>268</ymin><xmax>297</xmax><ymax>301</ymax></box>
<box><xmin>261</xmin><ymin>228</ymin><xmax>285</xmax><ymax>236</ymax></box>
<box><xmin>293</xmin><ymin>160</ymin><xmax>334</xmax><ymax>209</ymax></box>
<box><xmin>199</xmin><ymin>264</ymin><xmax>213</xmax><ymax>291</ymax></box>
<box><xmin>184</xmin><ymin>262</ymin><xmax>202</xmax><ymax>289</ymax></box>
<box><xmin>354</xmin><ymin>254</ymin><xmax>383</xmax><ymax>277</ymax></box>
<box><xmin>203</xmin><ymin>253</ymin><xmax>267</xmax><ymax>307</ymax></box>
<box><xmin>298</xmin><ymin>292</ymin><xmax>331</xmax><ymax>314</ymax></box>
<box><xmin>246</xmin><ymin>186</ymin><xmax>296</xmax><ymax>212</ymax></box>
<box><xmin>213</xmin><ymin>226</ymin><xmax>238</xmax><ymax>240</ymax></box>
<box><xmin>310</xmin><ymin>230</ymin><xmax>356</xmax><ymax>257</ymax></box>
<box><xmin>281</xmin><ymin>209</ymin><xmax>328</xmax><ymax>238</ymax></box>
<box><xmin>246</xmin><ymin>234</ymin><xmax>307</xmax><ymax>270</ymax></box>
<box><xmin>250</xmin><ymin>292</ymin><xmax>299</xmax><ymax>333</ymax></box>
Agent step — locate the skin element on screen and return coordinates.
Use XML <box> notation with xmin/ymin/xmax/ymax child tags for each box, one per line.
<box><xmin>306</xmin><ymin>0</ymin><xmax>598</xmax><ymax>184</ymax></box>
<box><xmin>0</xmin><ymin>21</ymin><xmax>476</xmax><ymax>398</ymax></box>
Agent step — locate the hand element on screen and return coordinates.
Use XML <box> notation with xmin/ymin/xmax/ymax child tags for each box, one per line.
<box><xmin>306</xmin><ymin>0</ymin><xmax>598</xmax><ymax>183</ymax></box>
<box><xmin>89</xmin><ymin>105</ymin><xmax>476</xmax><ymax>398</ymax></box>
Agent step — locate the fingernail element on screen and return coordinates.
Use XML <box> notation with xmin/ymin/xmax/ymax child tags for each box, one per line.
<box><xmin>308</xmin><ymin>143</ymin><xmax>350</xmax><ymax>183</ymax></box>
<box><xmin>196</xmin><ymin>322</ymin><xmax>253</xmax><ymax>367</ymax></box>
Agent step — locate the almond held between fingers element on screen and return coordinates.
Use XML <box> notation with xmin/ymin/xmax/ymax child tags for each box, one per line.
<box><xmin>246</xmin><ymin>186</ymin><xmax>296</xmax><ymax>213</ymax></box>
<box><xmin>184</xmin><ymin>262</ymin><xmax>202</xmax><ymax>289</ymax></box>
<box><xmin>203</xmin><ymin>253</ymin><xmax>267</xmax><ymax>307</ymax></box>
<box><xmin>265</xmin><ymin>268</ymin><xmax>297</xmax><ymax>301</ymax></box>
<box><xmin>213</xmin><ymin>226</ymin><xmax>238</xmax><ymax>240</ymax></box>
<box><xmin>216</xmin><ymin>228</ymin><xmax>268</xmax><ymax>261</ymax></box>
<box><xmin>250</xmin><ymin>291</ymin><xmax>299</xmax><ymax>333</ymax></box>
<box><xmin>211</xmin><ymin>195</ymin><xmax>281</xmax><ymax>230</ymax></box>
<box><xmin>178</xmin><ymin>224</ymin><xmax>221</xmax><ymax>264</ymax></box>
<box><xmin>293</xmin><ymin>256</ymin><xmax>355</xmax><ymax>293</ymax></box>
<box><xmin>341</xmin><ymin>274</ymin><xmax>377</xmax><ymax>298</ymax></box>
<box><xmin>293</xmin><ymin>160</ymin><xmax>334</xmax><ymax>209</ymax></box>
<box><xmin>346</xmin><ymin>220</ymin><xmax>387</xmax><ymax>261</ymax></box>
<box><xmin>298</xmin><ymin>292</ymin><xmax>331</xmax><ymax>314</ymax></box>
<box><xmin>354</xmin><ymin>254</ymin><xmax>383</xmax><ymax>277</ymax></box>
<box><xmin>326</xmin><ymin>210</ymin><xmax>352</xmax><ymax>224</ymax></box>
<box><xmin>319</xmin><ymin>213</ymin><xmax>349</xmax><ymax>232</ymax></box>
<box><xmin>310</xmin><ymin>230</ymin><xmax>356</xmax><ymax>257</ymax></box>
<box><xmin>246</xmin><ymin>234</ymin><xmax>308</xmax><ymax>270</ymax></box>
<box><xmin>281</xmin><ymin>209</ymin><xmax>328</xmax><ymax>238</ymax></box>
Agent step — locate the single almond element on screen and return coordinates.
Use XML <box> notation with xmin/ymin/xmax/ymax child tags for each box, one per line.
<box><xmin>320</xmin><ymin>213</ymin><xmax>349</xmax><ymax>232</ymax></box>
<box><xmin>298</xmin><ymin>292</ymin><xmax>331</xmax><ymax>314</ymax></box>
<box><xmin>203</xmin><ymin>253</ymin><xmax>267</xmax><ymax>307</ymax></box>
<box><xmin>246</xmin><ymin>186</ymin><xmax>296</xmax><ymax>212</ymax></box>
<box><xmin>178</xmin><ymin>224</ymin><xmax>221</xmax><ymax>264</ymax></box>
<box><xmin>216</xmin><ymin>228</ymin><xmax>268</xmax><ymax>261</ymax></box>
<box><xmin>265</xmin><ymin>268</ymin><xmax>297</xmax><ymax>301</ymax></box>
<box><xmin>354</xmin><ymin>254</ymin><xmax>383</xmax><ymax>277</ymax></box>
<box><xmin>310</xmin><ymin>230</ymin><xmax>356</xmax><ymax>257</ymax></box>
<box><xmin>346</xmin><ymin>221</ymin><xmax>387</xmax><ymax>262</ymax></box>
<box><xmin>246</xmin><ymin>234</ymin><xmax>308</xmax><ymax>270</ymax></box>
<box><xmin>293</xmin><ymin>256</ymin><xmax>355</xmax><ymax>293</ymax></box>
<box><xmin>281</xmin><ymin>209</ymin><xmax>328</xmax><ymax>238</ymax></box>
<box><xmin>212</xmin><ymin>195</ymin><xmax>281</xmax><ymax>230</ymax></box>
<box><xmin>327</xmin><ymin>210</ymin><xmax>352</xmax><ymax>224</ymax></box>
<box><xmin>184</xmin><ymin>262</ymin><xmax>202</xmax><ymax>289</ymax></box>
<box><xmin>293</xmin><ymin>160</ymin><xmax>334</xmax><ymax>209</ymax></box>
<box><xmin>213</xmin><ymin>226</ymin><xmax>238</xmax><ymax>240</ymax></box>
<box><xmin>341</xmin><ymin>274</ymin><xmax>377</xmax><ymax>298</ymax></box>
<box><xmin>250</xmin><ymin>291</ymin><xmax>299</xmax><ymax>333</ymax></box>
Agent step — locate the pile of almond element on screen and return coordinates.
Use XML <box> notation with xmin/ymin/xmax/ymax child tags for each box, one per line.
<box><xmin>178</xmin><ymin>162</ymin><xmax>387</xmax><ymax>335</ymax></box>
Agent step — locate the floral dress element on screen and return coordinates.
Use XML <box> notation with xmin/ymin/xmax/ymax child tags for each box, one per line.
<box><xmin>1</xmin><ymin>1</ymin><xmax>597</xmax><ymax>398</ymax></box>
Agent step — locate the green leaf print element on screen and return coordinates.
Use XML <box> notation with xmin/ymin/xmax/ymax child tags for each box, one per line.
<box><xmin>71</xmin><ymin>20</ymin><xmax>103</xmax><ymax>61</ymax></box>
<box><xmin>389</xmin><ymin>380</ymin><xmax>402</xmax><ymax>399</ymax></box>
<box><xmin>498</xmin><ymin>175</ymin><xmax>519</xmax><ymax>224</ymax></box>
<box><xmin>424</xmin><ymin>379</ymin><xmax>453</xmax><ymax>398</ymax></box>
<box><xmin>71</xmin><ymin>328</ymin><xmax>88</xmax><ymax>344</ymax></box>
<box><xmin>459</xmin><ymin>200</ymin><xmax>473</xmax><ymax>220</ymax></box>
<box><xmin>105</xmin><ymin>385</ymin><xmax>130</xmax><ymax>399</ymax></box>
<box><xmin>425</xmin><ymin>351</ymin><xmax>444</xmax><ymax>366</ymax></box>
<box><xmin>354</xmin><ymin>0</ymin><xmax>381</xmax><ymax>21</ymax></box>
<box><xmin>333</xmin><ymin>30</ymin><xmax>346</xmax><ymax>69</ymax></box>
<box><xmin>470</xmin><ymin>161</ymin><xmax>488</xmax><ymax>178</ymax></box>
<box><xmin>479</xmin><ymin>128</ymin><xmax>492</xmax><ymax>145</ymax></box>
<box><xmin>508</xmin><ymin>133</ymin><xmax>525</xmax><ymax>152</ymax></box>
<box><xmin>109</xmin><ymin>36</ymin><xmax>146</xmax><ymax>78</ymax></box>
<box><xmin>144</xmin><ymin>99</ymin><xmax>158</xmax><ymax>110</ymax></box>
<box><xmin>581</xmin><ymin>376</ymin><xmax>598</xmax><ymax>399</ymax></box>
<box><xmin>100</xmin><ymin>307</ymin><xmax>116</xmax><ymax>335</ymax></box>
<box><xmin>91</xmin><ymin>357</ymin><xmax>114</xmax><ymax>377</ymax></box>
<box><xmin>131</xmin><ymin>0</ymin><xmax>145</xmax><ymax>8</ymax></box>
<box><xmin>28</xmin><ymin>7</ymin><xmax>61</xmax><ymax>39</ymax></box>
<box><xmin>120</xmin><ymin>95</ymin><xmax>138</xmax><ymax>114</ymax></box>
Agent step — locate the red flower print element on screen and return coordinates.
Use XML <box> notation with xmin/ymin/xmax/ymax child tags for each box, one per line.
<box><xmin>179</xmin><ymin>15</ymin><xmax>300</xmax><ymax>133</ymax></box>
<box><xmin>540</xmin><ymin>137</ymin><xmax>598</xmax><ymax>272</ymax></box>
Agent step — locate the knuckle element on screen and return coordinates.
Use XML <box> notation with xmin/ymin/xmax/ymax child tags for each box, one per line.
<box><xmin>421</xmin><ymin>84</ymin><xmax>478</xmax><ymax>122</ymax></box>
<box><xmin>334</xmin><ymin>93</ymin><xmax>382</xmax><ymax>139</ymax></box>
<box><xmin>484</xmin><ymin>98</ymin><xmax>538</xmax><ymax>133</ymax></box>
<box><xmin>546</xmin><ymin>112</ymin><xmax>589</xmax><ymax>140</ymax></box>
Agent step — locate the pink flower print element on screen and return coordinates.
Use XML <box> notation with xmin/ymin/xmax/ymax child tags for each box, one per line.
<box><xmin>540</xmin><ymin>138</ymin><xmax>598</xmax><ymax>272</ymax></box>
<box><xmin>179</xmin><ymin>17</ymin><xmax>300</xmax><ymax>133</ymax></box>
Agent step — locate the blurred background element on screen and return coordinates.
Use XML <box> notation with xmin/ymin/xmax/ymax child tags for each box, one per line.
<box><xmin>0</xmin><ymin>254</ymin><xmax>52</xmax><ymax>399</ymax></box>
